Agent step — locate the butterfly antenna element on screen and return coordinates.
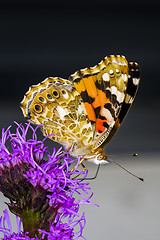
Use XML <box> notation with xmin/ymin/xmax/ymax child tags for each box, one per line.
<box><xmin>108</xmin><ymin>158</ymin><xmax>144</xmax><ymax>182</ymax></box>
<box><xmin>108</xmin><ymin>153</ymin><xmax>138</xmax><ymax>157</ymax></box>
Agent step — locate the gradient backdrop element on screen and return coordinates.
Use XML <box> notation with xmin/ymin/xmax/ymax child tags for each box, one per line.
<box><xmin>0</xmin><ymin>1</ymin><xmax>160</xmax><ymax>239</ymax></box>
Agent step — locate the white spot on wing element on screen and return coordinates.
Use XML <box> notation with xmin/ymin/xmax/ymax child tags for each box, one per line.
<box><xmin>56</xmin><ymin>106</ymin><xmax>68</xmax><ymax>120</ymax></box>
<box><xmin>111</xmin><ymin>86</ymin><xmax>117</xmax><ymax>95</ymax></box>
<box><xmin>81</xmin><ymin>67</ymin><xmax>88</xmax><ymax>71</ymax></box>
<box><xmin>129</xmin><ymin>97</ymin><xmax>134</xmax><ymax>104</ymax></box>
<box><xmin>117</xmin><ymin>91</ymin><xmax>124</xmax><ymax>103</ymax></box>
<box><xmin>90</xmin><ymin>65</ymin><xmax>96</xmax><ymax>69</ymax></box>
<box><xmin>62</xmin><ymin>91</ymin><xmax>69</xmax><ymax>99</ymax></box>
<box><xmin>112</xmin><ymin>59</ymin><xmax>117</xmax><ymax>64</ymax></box>
<box><xmin>122</xmin><ymin>61</ymin><xmax>127</xmax><ymax>66</ymax></box>
<box><xmin>116</xmin><ymin>68</ymin><xmax>120</xmax><ymax>74</ymax></box>
<box><xmin>122</xmin><ymin>74</ymin><xmax>127</xmax><ymax>82</ymax></box>
<box><xmin>101</xmin><ymin>108</ymin><xmax>113</xmax><ymax>123</ymax></box>
<box><xmin>118</xmin><ymin>60</ymin><xmax>122</xmax><ymax>65</ymax></box>
<box><xmin>99</xmin><ymin>60</ymin><xmax>103</xmax><ymax>65</ymax></box>
<box><xmin>102</xmin><ymin>72</ymin><xmax>110</xmax><ymax>81</ymax></box>
<box><xmin>71</xmin><ymin>72</ymin><xmax>78</xmax><ymax>77</ymax></box>
<box><xmin>109</xmin><ymin>69</ymin><xmax>114</xmax><ymax>75</ymax></box>
<box><xmin>132</xmin><ymin>77</ymin><xmax>139</xmax><ymax>85</ymax></box>
<box><xmin>78</xmin><ymin>104</ymin><xmax>84</xmax><ymax>114</ymax></box>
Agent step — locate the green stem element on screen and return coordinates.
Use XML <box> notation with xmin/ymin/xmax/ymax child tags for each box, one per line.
<box><xmin>20</xmin><ymin>209</ymin><xmax>42</xmax><ymax>238</ymax></box>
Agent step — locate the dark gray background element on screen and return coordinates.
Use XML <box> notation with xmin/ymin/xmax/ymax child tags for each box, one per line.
<box><xmin>0</xmin><ymin>1</ymin><xmax>160</xmax><ymax>239</ymax></box>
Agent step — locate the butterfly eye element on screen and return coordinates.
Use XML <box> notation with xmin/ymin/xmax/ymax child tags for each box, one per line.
<box><xmin>98</xmin><ymin>154</ymin><xmax>103</xmax><ymax>160</ymax></box>
<box><xmin>34</xmin><ymin>104</ymin><xmax>42</xmax><ymax>113</ymax></box>
<box><xmin>52</xmin><ymin>90</ymin><xmax>59</xmax><ymax>98</ymax></box>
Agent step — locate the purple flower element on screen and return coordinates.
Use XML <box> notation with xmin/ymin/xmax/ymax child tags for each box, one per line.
<box><xmin>0</xmin><ymin>209</ymin><xmax>86</xmax><ymax>240</ymax></box>
<box><xmin>0</xmin><ymin>209</ymin><xmax>34</xmax><ymax>240</ymax></box>
<box><xmin>0</xmin><ymin>123</ymin><xmax>95</xmax><ymax>239</ymax></box>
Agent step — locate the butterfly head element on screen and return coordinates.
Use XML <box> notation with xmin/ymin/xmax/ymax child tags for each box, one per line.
<box><xmin>84</xmin><ymin>152</ymin><xmax>110</xmax><ymax>165</ymax></box>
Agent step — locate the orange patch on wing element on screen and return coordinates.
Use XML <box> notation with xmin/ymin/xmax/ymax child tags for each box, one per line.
<box><xmin>96</xmin><ymin>119</ymin><xmax>106</xmax><ymax>133</ymax></box>
<box><xmin>74</xmin><ymin>80</ymin><xmax>86</xmax><ymax>92</ymax></box>
<box><xmin>92</xmin><ymin>90</ymin><xmax>109</xmax><ymax>108</ymax></box>
<box><xmin>84</xmin><ymin>102</ymin><xmax>96</xmax><ymax>122</ymax></box>
<box><xmin>115</xmin><ymin>118</ymin><xmax>120</xmax><ymax>128</ymax></box>
<box><xmin>83</xmin><ymin>76</ymin><xmax>97</xmax><ymax>98</ymax></box>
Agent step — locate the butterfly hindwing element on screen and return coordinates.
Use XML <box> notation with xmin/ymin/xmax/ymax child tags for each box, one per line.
<box><xmin>20</xmin><ymin>77</ymin><xmax>93</xmax><ymax>150</ymax></box>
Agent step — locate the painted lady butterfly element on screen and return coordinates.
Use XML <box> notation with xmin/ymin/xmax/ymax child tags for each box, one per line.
<box><xmin>20</xmin><ymin>55</ymin><xmax>140</xmax><ymax>165</ymax></box>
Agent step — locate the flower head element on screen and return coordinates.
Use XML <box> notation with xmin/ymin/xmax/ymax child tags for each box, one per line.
<box><xmin>0</xmin><ymin>123</ymin><xmax>94</xmax><ymax>239</ymax></box>
<box><xmin>0</xmin><ymin>209</ymin><xmax>86</xmax><ymax>240</ymax></box>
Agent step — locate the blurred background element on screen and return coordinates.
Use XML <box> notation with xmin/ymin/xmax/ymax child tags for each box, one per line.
<box><xmin>0</xmin><ymin>0</ymin><xmax>160</xmax><ymax>239</ymax></box>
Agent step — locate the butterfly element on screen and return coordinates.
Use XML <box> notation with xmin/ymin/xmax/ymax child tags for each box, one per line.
<box><xmin>20</xmin><ymin>55</ymin><xmax>140</xmax><ymax>165</ymax></box>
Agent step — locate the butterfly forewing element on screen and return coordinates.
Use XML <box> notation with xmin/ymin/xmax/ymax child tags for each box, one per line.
<box><xmin>69</xmin><ymin>55</ymin><xmax>130</xmax><ymax>149</ymax></box>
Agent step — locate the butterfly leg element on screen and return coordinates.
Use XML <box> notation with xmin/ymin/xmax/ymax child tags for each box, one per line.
<box><xmin>82</xmin><ymin>164</ymin><xmax>101</xmax><ymax>180</ymax></box>
<box><xmin>70</xmin><ymin>158</ymin><xmax>85</xmax><ymax>173</ymax></box>
<box><xmin>71</xmin><ymin>158</ymin><xmax>88</xmax><ymax>180</ymax></box>
<box><xmin>72</xmin><ymin>162</ymin><xmax>101</xmax><ymax>180</ymax></box>
<box><xmin>56</xmin><ymin>143</ymin><xmax>75</xmax><ymax>161</ymax></box>
<box><xmin>76</xmin><ymin>164</ymin><xmax>101</xmax><ymax>180</ymax></box>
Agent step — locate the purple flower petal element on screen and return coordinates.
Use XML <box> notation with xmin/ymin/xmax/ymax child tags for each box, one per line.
<box><xmin>0</xmin><ymin>123</ymin><xmax>97</xmax><ymax>239</ymax></box>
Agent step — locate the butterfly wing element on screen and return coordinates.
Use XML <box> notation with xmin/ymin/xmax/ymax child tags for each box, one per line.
<box><xmin>100</xmin><ymin>61</ymin><xmax>140</xmax><ymax>148</ymax></box>
<box><xmin>20</xmin><ymin>77</ymin><xmax>93</xmax><ymax>150</ymax></box>
<box><xmin>20</xmin><ymin>55</ymin><xmax>140</xmax><ymax>162</ymax></box>
<box><xmin>69</xmin><ymin>55</ymin><xmax>140</xmax><ymax>150</ymax></box>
